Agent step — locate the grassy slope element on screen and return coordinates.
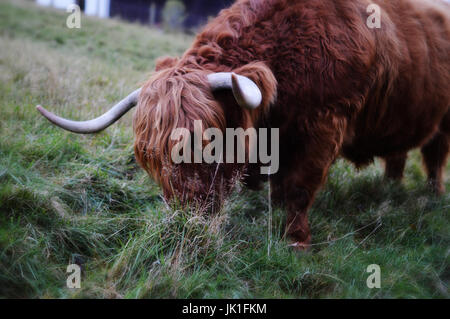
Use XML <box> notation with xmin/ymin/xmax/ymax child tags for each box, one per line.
<box><xmin>0</xmin><ymin>0</ymin><xmax>448</xmax><ymax>299</ymax></box>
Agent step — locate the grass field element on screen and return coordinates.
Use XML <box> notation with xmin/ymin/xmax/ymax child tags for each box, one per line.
<box><xmin>0</xmin><ymin>0</ymin><xmax>448</xmax><ymax>299</ymax></box>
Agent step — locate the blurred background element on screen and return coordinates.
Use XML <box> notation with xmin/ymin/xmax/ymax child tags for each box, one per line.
<box><xmin>37</xmin><ymin>0</ymin><xmax>234</xmax><ymax>31</ymax></box>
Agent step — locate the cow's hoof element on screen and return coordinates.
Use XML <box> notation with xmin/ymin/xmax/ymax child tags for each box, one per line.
<box><xmin>288</xmin><ymin>241</ymin><xmax>311</xmax><ymax>252</ymax></box>
<box><xmin>429</xmin><ymin>179</ymin><xmax>445</xmax><ymax>196</ymax></box>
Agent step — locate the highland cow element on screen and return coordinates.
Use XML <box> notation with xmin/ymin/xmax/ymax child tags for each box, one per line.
<box><xmin>37</xmin><ymin>0</ymin><xmax>450</xmax><ymax>249</ymax></box>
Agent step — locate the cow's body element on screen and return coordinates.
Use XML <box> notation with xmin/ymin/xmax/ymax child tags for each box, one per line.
<box><xmin>145</xmin><ymin>0</ymin><xmax>449</xmax><ymax>246</ymax></box>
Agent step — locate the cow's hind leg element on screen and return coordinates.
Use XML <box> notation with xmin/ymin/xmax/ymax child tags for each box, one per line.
<box><xmin>384</xmin><ymin>153</ymin><xmax>407</xmax><ymax>180</ymax></box>
<box><xmin>421</xmin><ymin>112</ymin><xmax>450</xmax><ymax>195</ymax></box>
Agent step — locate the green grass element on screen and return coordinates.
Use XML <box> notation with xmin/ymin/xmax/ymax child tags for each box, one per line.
<box><xmin>0</xmin><ymin>0</ymin><xmax>448</xmax><ymax>299</ymax></box>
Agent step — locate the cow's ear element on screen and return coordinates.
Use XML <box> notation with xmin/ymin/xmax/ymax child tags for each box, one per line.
<box><xmin>233</xmin><ymin>62</ymin><xmax>277</xmax><ymax>109</ymax></box>
<box><xmin>155</xmin><ymin>56</ymin><xmax>179</xmax><ymax>71</ymax></box>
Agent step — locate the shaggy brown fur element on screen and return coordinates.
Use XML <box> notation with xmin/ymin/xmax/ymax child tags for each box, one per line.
<box><xmin>134</xmin><ymin>0</ymin><xmax>450</xmax><ymax>247</ymax></box>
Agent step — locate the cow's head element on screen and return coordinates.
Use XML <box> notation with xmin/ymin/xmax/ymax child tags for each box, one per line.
<box><xmin>36</xmin><ymin>57</ymin><xmax>276</xmax><ymax>210</ymax></box>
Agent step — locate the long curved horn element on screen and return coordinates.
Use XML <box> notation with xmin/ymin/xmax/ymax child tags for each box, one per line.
<box><xmin>36</xmin><ymin>88</ymin><xmax>142</xmax><ymax>134</ymax></box>
<box><xmin>207</xmin><ymin>73</ymin><xmax>262</xmax><ymax>109</ymax></box>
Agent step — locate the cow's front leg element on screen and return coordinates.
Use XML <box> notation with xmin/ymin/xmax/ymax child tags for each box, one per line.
<box><xmin>285</xmin><ymin>187</ymin><xmax>312</xmax><ymax>249</ymax></box>
<box><xmin>275</xmin><ymin>114</ymin><xmax>346</xmax><ymax>250</ymax></box>
<box><xmin>282</xmin><ymin>162</ymin><xmax>333</xmax><ymax>250</ymax></box>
